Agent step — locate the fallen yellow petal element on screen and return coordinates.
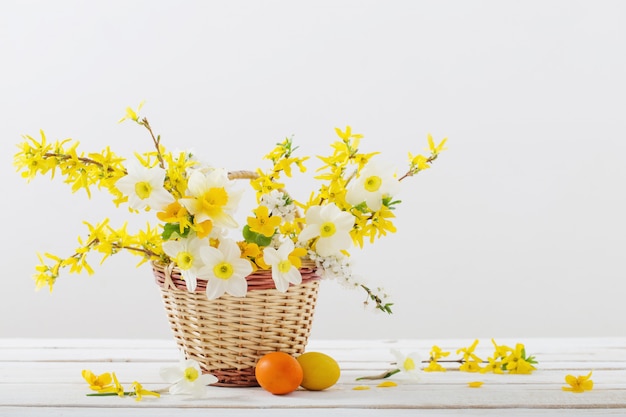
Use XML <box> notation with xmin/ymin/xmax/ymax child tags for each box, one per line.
<box><xmin>353</xmin><ymin>385</ymin><xmax>371</xmax><ymax>390</ymax></box>
<box><xmin>468</xmin><ymin>381</ymin><xmax>484</xmax><ymax>388</ymax></box>
<box><xmin>377</xmin><ymin>381</ymin><xmax>398</xmax><ymax>388</ymax></box>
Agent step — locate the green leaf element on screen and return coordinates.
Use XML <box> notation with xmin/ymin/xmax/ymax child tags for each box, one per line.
<box><xmin>352</xmin><ymin>202</ymin><xmax>368</xmax><ymax>212</ymax></box>
<box><xmin>162</xmin><ymin>223</ymin><xmax>188</xmax><ymax>240</ymax></box>
<box><xmin>242</xmin><ymin>225</ymin><xmax>273</xmax><ymax>247</ymax></box>
<box><xmin>383</xmin><ymin>197</ymin><xmax>402</xmax><ymax>209</ymax></box>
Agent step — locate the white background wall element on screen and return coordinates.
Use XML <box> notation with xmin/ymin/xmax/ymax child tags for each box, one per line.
<box><xmin>1</xmin><ymin>0</ymin><xmax>625</xmax><ymax>341</ymax></box>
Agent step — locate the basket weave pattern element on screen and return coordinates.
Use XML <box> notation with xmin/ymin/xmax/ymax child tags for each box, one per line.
<box><xmin>152</xmin><ymin>261</ymin><xmax>320</xmax><ymax>387</ymax></box>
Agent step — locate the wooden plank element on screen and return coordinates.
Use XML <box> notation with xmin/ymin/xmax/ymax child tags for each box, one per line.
<box><xmin>2</xmin><ymin>407</ymin><xmax>626</xmax><ymax>417</ymax></box>
<box><xmin>0</xmin><ymin>380</ymin><xmax>624</xmax><ymax>409</ymax></box>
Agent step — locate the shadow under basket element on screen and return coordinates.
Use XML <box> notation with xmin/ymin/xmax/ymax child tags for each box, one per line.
<box><xmin>152</xmin><ymin>260</ymin><xmax>320</xmax><ymax>387</ymax></box>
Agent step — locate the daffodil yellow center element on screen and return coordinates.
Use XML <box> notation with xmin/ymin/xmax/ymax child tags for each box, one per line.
<box><xmin>184</xmin><ymin>367</ymin><xmax>199</xmax><ymax>382</ymax></box>
<box><xmin>320</xmin><ymin>221</ymin><xmax>336</xmax><ymax>238</ymax></box>
<box><xmin>278</xmin><ymin>259</ymin><xmax>292</xmax><ymax>273</ymax></box>
<box><xmin>199</xmin><ymin>187</ymin><xmax>228</xmax><ymax>216</ymax></box>
<box><xmin>175</xmin><ymin>252</ymin><xmax>194</xmax><ymax>270</ymax></box>
<box><xmin>135</xmin><ymin>181</ymin><xmax>153</xmax><ymax>199</ymax></box>
<box><xmin>364</xmin><ymin>175</ymin><xmax>382</xmax><ymax>192</ymax></box>
<box><xmin>403</xmin><ymin>357</ymin><xmax>416</xmax><ymax>371</ymax></box>
<box><xmin>214</xmin><ymin>262</ymin><xmax>234</xmax><ymax>280</ymax></box>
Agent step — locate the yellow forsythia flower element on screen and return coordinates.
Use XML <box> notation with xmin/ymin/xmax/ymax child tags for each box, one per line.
<box><xmin>81</xmin><ymin>370</ymin><xmax>113</xmax><ymax>392</ymax></box>
<box><xmin>562</xmin><ymin>371</ymin><xmax>593</xmax><ymax>393</ymax></box>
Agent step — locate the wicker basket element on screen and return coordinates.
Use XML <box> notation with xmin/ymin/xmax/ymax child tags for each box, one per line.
<box><xmin>152</xmin><ymin>261</ymin><xmax>320</xmax><ymax>387</ymax></box>
<box><xmin>152</xmin><ymin>170</ymin><xmax>320</xmax><ymax>387</ymax></box>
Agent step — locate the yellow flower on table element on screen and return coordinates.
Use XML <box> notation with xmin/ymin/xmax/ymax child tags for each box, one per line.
<box><xmin>502</xmin><ymin>343</ymin><xmax>536</xmax><ymax>374</ymax></box>
<box><xmin>424</xmin><ymin>345</ymin><xmax>450</xmax><ymax>372</ymax></box>
<box><xmin>562</xmin><ymin>371</ymin><xmax>593</xmax><ymax>393</ymax></box>
<box><xmin>480</xmin><ymin>356</ymin><xmax>504</xmax><ymax>374</ymax></box>
<box><xmin>81</xmin><ymin>370</ymin><xmax>113</xmax><ymax>392</ymax></box>
<box><xmin>132</xmin><ymin>381</ymin><xmax>160</xmax><ymax>401</ymax></box>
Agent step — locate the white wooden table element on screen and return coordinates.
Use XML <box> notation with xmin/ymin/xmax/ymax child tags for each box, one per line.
<box><xmin>1</xmin><ymin>338</ymin><xmax>625</xmax><ymax>416</ymax></box>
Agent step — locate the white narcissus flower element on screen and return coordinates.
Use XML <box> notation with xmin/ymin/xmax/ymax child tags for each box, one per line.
<box><xmin>179</xmin><ymin>168</ymin><xmax>243</xmax><ymax>229</ymax></box>
<box><xmin>298</xmin><ymin>203</ymin><xmax>354</xmax><ymax>257</ymax></box>
<box><xmin>200</xmin><ymin>238</ymin><xmax>252</xmax><ymax>299</ymax></box>
<box><xmin>115</xmin><ymin>161</ymin><xmax>175</xmax><ymax>211</ymax></box>
<box><xmin>345</xmin><ymin>161</ymin><xmax>400</xmax><ymax>212</ymax></box>
<box><xmin>161</xmin><ymin>237</ymin><xmax>207</xmax><ymax>292</ymax></box>
<box><xmin>262</xmin><ymin>240</ymin><xmax>302</xmax><ymax>293</ymax></box>
<box><xmin>391</xmin><ymin>349</ymin><xmax>422</xmax><ymax>379</ymax></box>
<box><xmin>160</xmin><ymin>358</ymin><xmax>218</xmax><ymax>398</ymax></box>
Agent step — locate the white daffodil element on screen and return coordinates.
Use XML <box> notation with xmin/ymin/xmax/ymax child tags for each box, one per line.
<box><xmin>200</xmin><ymin>238</ymin><xmax>252</xmax><ymax>299</ymax></box>
<box><xmin>179</xmin><ymin>168</ymin><xmax>243</xmax><ymax>229</ymax></box>
<box><xmin>115</xmin><ymin>161</ymin><xmax>175</xmax><ymax>211</ymax></box>
<box><xmin>346</xmin><ymin>161</ymin><xmax>400</xmax><ymax>212</ymax></box>
<box><xmin>160</xmin><ymin>358</ymin><xmax>218</xmax><ymax>398</ymax></box>
<box><xmin>298</xmin><ymin>203</ymin><xmax>354</xmax><ymax>257</ymax></box>
<box><xmin>391</xmin><ymin>349</ymin><xmax>422</xmax><ymax>379</ymax></box>
<box><xmin>161</xmin><ymin>237</ymin><xmax>208</xmax><ymax>292</ymax></box>
<box><xmin>262</xmin><ymin>240</ymin><xmax>303</xmax><ymax>293</ymax></box>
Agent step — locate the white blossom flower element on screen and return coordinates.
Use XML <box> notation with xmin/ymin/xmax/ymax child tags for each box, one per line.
<box><xmin>298</xmin><ymin>203</ymin><xmax>354</xmax><ymax>256</ymax></box>
<box><xmin>115</xmin><ymin>161</ymin><xmax>174</xmax><ymax>211</ymax></box>
<box><xmin>160</xmin><ymin>358</ymin><xmax>218</xmax><ymax>398</ymax></box>
<box><xmin>262</xmin><ymin>240</ymin><xmax>303</xmax><ymax>292</ymax></box>
<box><xmin>200</xmin><ymin>238</ymin><xmax>252</xmax><ymax>299</ymax></box>
<box><xmin>308</xmin><ymin>250</ymin><xmax>353</xmax><ymax>281</ymax></box>
<box><xmin>346</xmin><ymin>161</ymin><xmax>400</xmax><ymax>212</ymax></box>
<box><xmin>179</xmin><ymin>168</ymin><xmax>243</xmax><ymax>228</ymax></box>
<box><xmin>391</xmin><ymin>349</ymin><xmax>422</xmax><ymax>379</ymax></box>
<box><xmin>161</xmin><ymin>237</ymin><xmax>208</xmax><ymax>292</ymax></box>
<box><xmin>260</xmin><ymin>190</ymin><xmax>297</xmax><ymax>222</ymax></box>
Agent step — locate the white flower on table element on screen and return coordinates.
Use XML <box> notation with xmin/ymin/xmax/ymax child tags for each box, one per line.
<box><xmin>391</xmin><ymin>349</ymin><xmax>422</xmax><ymax>379</ymax></box>
<box><xmin>160</xmin><ymin>358</ymin><xmax>218</xmax><ymax>398</ymax></box>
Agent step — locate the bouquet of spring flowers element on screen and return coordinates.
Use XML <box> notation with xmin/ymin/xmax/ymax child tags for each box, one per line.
<box><xmin>14</xmin><ymin>103</ymin><xmax>446</xmax><ymax>313</ymax></box>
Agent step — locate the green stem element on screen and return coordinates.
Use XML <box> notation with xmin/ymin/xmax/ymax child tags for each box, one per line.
<box><xmin>86</xmin><ymin>392</ymin><xmax>133</xmax><ymax>397</ymax></box>
<box><xmin>355</xmin><ymin>369</ymin><xmax>401</xmax><ymax>381</ymax></box>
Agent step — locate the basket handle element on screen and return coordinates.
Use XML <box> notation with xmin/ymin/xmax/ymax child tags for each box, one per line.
<box><xmin>227</xmin><ymin>170</ymin><xmax>259</xmax><ymax>181</ymax></box>
<box><xmin>227</xmin><ymin>170</ymin><xmax>304</xmax><ymax>224</ymax></box>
